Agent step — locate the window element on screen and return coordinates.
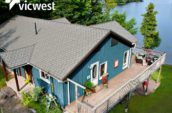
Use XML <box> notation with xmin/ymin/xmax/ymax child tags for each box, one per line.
<box><xmin>123</xmin><ymin>50</ymin><xmax>129</xmax><ymax>69</ymax></box>
<box><xmin>111</xmin><ymin>38</ymin><xmax>118</xmax><ymax>46</ymax></box>
<box><xmin>92</xmin><ymin>65</ymin><xmax>97</xmax><ymax>79</ymax></box>
<box><xmin>90</xmin><ymin>62</ymin><xmax>99</xmax><ymax>85</ymax></box>
<box><xmin>123</xmin><ymin>52</ymin><xmax>127</xmax><ymax>64</ymax></box>
<box><xmin>40</xmin><ymin>70</ymin><xmax>50</xmax><ymax>84</ymax></box>
<box><xmin>100</xmin><ymin>62</ymin><xmax>107</xmax><ymax>79</ymax></box>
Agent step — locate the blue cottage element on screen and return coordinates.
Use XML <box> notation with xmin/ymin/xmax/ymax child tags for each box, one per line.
<box><xmin>0</xmin><ymin>16</ymin><xmax>138</xmax><ymax>110</ymax></box>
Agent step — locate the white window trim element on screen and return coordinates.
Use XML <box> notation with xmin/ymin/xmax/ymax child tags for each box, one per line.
<box><xmin>99</xmin><ymin>61</ymin><xmax>108</xmax><ymax>80</ymax></box>
<box><xmin>39</xmin><ymin>70</ymin><xmax>50</xmax><ymax>84</ymax></box>
<box><xmin>123</xmin><ymin>50</ymin><xmax>129</xmax><ymax>69</ymax></box>
<box><xmin>128</xmin><ymin>48</ymin><xmax>132</xmax><ymax>68</ymax></box>
<box><xmin>90</xmin><ymin>61</ymin><xmax>99</xmax><ymax>86</ymax></box>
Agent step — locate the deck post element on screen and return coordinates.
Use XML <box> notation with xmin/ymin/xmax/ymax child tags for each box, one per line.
<box><xmin>2</xmin><ymin>61</ymin><xmax>8</xmax><ymax>81</ymax></box>
<box><xmin>106</xmin><ymin>99</ymin><xmax>109</xmax><ymax>112</ymax></box>
<box><xmin>14</xmin><ymin>69</ymin><xmax>20</xmax><ymax>91</ymax></box>
<box><xmin>124</xmin><ymin>92</ymin><xmax>132</xmax><ymax>113</ymax></box>
<box><xmin>157</xmin><ymin>66</ymin><xmax>162</xmax><ymax>83</ymax></box>
<box><xmin>67</xmin><ymin>81</ymin><xmax>70</xmax><ymax>105</ymax></box>
<box><xmin>18</xmin><ymin>67</ymin><xmax>22</xmax><ymax>76</ymax></box>
<box><xmin>146</xmin><ymin>78</ymin><xmax>149</xmax><ymax>94</ymax></box>
<box><xmin>75</xmin><ymin>85</ymin><xmax>78</xmax><ymax>100</ymax></box>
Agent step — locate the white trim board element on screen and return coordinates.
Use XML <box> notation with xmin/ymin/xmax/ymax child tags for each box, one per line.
<box><xmin>39</xmin><ymin>69</ymin><xmax>50</xmax><ymax>84</ymax></box>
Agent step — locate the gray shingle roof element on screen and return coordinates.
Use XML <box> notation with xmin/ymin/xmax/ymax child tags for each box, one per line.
<box><xmin>91</xmin><ymin>21</ymin><xmax>137</xmax><ymax>43</ymax></box>
<box><xmin>0</xmin><ymin>15</ymin><xmax>137</xmax><ymax>80</ymax></box>
<box><xmin>51</xmin><ymin>18</ymin><xmax>70</xmax><ymax>24</ymax></box>
<box><xmin>0</xmin><ymin>15</ymin><xmax>110</xmax><ymax>80</ymax></box>
<box><xmin>0</xmin><ymin>45</ymin><xmax>34</xmax><ymax>68</ymax></box>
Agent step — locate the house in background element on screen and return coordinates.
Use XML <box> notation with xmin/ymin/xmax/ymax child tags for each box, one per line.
<box><xmin>0</xmin><ymin>16</ymin><xmax>165</xmax><ymax>113</ymax></box>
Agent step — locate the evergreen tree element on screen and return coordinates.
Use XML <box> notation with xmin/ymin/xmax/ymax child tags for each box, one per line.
<box><xmin>112</xmin><ymin>11</ymin><xmax>137</xmax><ymax>34</ymax></box>
<box><xmin>140</xmin><ymin>3</ymin><xmax>161</xmax><ymax>49</ymax></box>
<box><xmin>51</xmin><ymin>0</ymin><xmax>111</xmax><ymax>25</ymax></box>
<box><xmin>51</xmin><ymin>0</ymin><xmax>137</xmax><ymax>34</ymax></box>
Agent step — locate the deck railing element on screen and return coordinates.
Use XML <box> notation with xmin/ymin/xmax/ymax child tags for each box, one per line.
<box><xmin>77</xmin><ymin>49</ymin><xmax>166</xmax><ymax>113</ymax></box>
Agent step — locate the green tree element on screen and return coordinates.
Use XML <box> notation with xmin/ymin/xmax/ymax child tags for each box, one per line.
<box><xmin>51</xmin><ymin>0</ymin><xmax>110</xmax><ymax>25</ymax></box>
<box><xmin>104</xmin><ymin>0</ymin><xmax>117</xmax><ymax>11</ymax></box>
<box><xmin>51</xmin><ymin>0</ymin><xmax>137</xmax><ymax>34</ymax></box>
<box><xmin>111</xmin><ymin>11</ymin><xmax>137</xmax><ymax>34</ymax></box>
<box><xmin>140</xmin><ymin>3</ymin><xmax>161</xmax><ymax>49</ymax></box>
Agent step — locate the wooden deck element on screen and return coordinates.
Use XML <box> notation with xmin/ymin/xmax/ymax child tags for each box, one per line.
<box><xmin>65</xmin><ymin>59</ymin><xmax>148</xmax><ymax>113</ymax></box>
<box><xmin>6</xmin><ymin>76</ymin><xmax>34</xmax><ymax>97</ymax></box>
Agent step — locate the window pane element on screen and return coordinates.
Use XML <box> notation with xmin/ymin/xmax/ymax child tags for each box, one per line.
<box><xmin>41</xmin><ymin>72</ymin><xmax>45</xmax><ymax>78</ymax></box>
<box><xmin>92</xmin><ymin>65</ymin><xmax>97</xmax><ymax>78</ymax></box>
<box><xmin>45</xmin><ymin>74</ymin><xmax>49</xmax><ymax>79</ymax></box>
<box><xmin>124</xmin><ymin>52</ymin><xmax>127</xmax><ymax>64</ymax></box>
<box><xmin>41</xmin><ymin>72</ymin><xmax>49</xmax><ymax>80</ymax></box>
<box><xmin>100</xmin><ymin>64</ymin><xmax>105</xmax><ymax>77</ymax></box>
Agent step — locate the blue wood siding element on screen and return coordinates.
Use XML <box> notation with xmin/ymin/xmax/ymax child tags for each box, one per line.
<box><xmin>14</xmin><ymin>66</ymin><xmax>66</xmax><ymax>107</ymax></box>
<box><xmin>31</xmin><ymin>67</ymin><xmax>66</xmax><ymax>107</ymax></box>
<box><xmin>64</xmin><ymin>36</ymin><xmax>131</xmax><ymax>105</ymax></box>
<box><xmin>14</xmin><ymin>36</ymin><xmax>131</xmax><ymax>107</ymax></box>
<box><xmin>20</xmin><ymin>67</ymin><xmax>25</xmax><ymax>77</ymax></box>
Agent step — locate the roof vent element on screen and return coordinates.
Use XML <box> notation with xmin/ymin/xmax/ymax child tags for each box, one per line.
<box><xmin>34</xmin><ymin>22</ymin><xmax>38</xmax><ymax>35</ymax></box>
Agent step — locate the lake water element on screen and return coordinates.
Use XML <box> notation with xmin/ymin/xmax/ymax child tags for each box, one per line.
<box><xmin>111</xmin><ymin>0</ymin><xmax>172</xmax><ymax>65</ymax></box>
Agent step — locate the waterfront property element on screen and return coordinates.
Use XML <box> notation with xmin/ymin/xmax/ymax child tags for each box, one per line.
<box><xmin>109</xmin><ymin>65</ymin><xmax>172</xmax><ymax>113</ymax></box>
<box><xmin>0</xmin><ymin>16</ymin><xmax>165</xmax><ymax>113</ymax></box>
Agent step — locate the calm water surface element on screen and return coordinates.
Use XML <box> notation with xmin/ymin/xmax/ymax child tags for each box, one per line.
<box><xmin>111</xmin><ymin>0</ymin><xmax>172</xmax><ymax>64</ymax></box>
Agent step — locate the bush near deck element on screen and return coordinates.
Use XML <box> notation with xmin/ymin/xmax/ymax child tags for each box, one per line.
<box><xmin>109</xmin><ymin>65</ymin><xmax>172</xmax><ymax>113</ymax></box>
<box><xmin>0</xmin><ymin>66</ymin><xmax>6</xmax><ymax>89</ymax></box>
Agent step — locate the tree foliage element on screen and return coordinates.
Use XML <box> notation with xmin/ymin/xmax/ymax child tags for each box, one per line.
<box><xmin>0</xmin><ymin>0</ymin><xmax>137</xmax><ymax>34</ymax></box>
<box><xmin>51</xmin><ymin>0</ymin><xmax>137</xmax><ymax>34</ymax></box>
<box><xmin>112</xmin><ymin>11</ymin><xmax>137</xmax><ymax>34</ymax></box>
<box><xmin>51</xmin><ymin>0</ymin><xmax>111</xmax><ymax>25</ymax></box>
<box><xmin>140</xmin><ymin>3</ymin><xmax>161</xmax><ymax>49</ymax></box>
<box><xmin>104</xmin><ymin>0</ymin><xmax>117</xmax><ymax>11</ymax></box>
<box><xmin>115</xmin><ymin>0</ymin><xmax>142</xmax><ymax>5</ymax></box>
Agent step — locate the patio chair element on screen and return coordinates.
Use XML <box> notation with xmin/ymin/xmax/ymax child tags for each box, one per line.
<box><xmin>135</xmin><ymin>53</ymin><xmax>144</xmax><ymax>64</ymax></box>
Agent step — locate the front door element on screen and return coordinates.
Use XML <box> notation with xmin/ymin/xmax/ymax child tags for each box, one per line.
<box><xmin>90</xmin><ymin>62</ymin><xmax>99</xmax><ymax>86</ymax></box>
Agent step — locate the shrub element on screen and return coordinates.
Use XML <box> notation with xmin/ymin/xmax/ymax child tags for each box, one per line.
<box><xmin>31</xmin><ymin>87</ymin><xmax>43</xmax><ymax>101</ymax></box>
<box><xmin>21</xmin><ymin>87</ymin><xmax>43</xmax><ymax>105</ymax></box>
<box><xmin>84</xmin><ymin>81</ymin><xmax>94</xmax><ymax>89</ymax></box>
<box><xmin>21</xmin><ymin>92</ymin><xmax>33</xmax><ymax>106</ymax></box>
<box><xmin>21</xmin><ymin>87</ymin><xmax>62</xmax><ymax>113</ymax></box>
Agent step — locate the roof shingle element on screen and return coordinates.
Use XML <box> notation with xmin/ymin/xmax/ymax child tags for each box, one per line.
<box><xmin>91</xmin><ymin>21</ymin><xmax>137</xmax><ymax>43</ymax></box>
<box><xmin>0</xmin><ymin>15</ymin><xmax>137</xmax><ymax>80</ymax></box>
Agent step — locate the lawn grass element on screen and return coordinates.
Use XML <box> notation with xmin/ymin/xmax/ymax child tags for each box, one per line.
<box><xmin>151</xmin><ymin>68</ymin><xmax>162</xmax><ymax>82</ymax></box>
<box><xmin>109</xmin><ymin>65</ymin><xmax>172</xmax><ymax>113</ymax></box>
<box><xmin>0</xmin><ymin>66</ymin><xmax>6</xmax><ymax>89</ymax></box>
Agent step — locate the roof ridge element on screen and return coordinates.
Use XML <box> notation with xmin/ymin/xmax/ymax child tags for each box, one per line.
<box><xmin>15</xmin><ymin>15</ymin><xmax>110</xmax><ymax>33</ymax></box>
<box><xmin>91</xmin><ymin>20</ymin><xmax>119</xmax><ymax>26</ymax></box>
<box><xmin>89</xmin><ymin>25</ymin><xmax>111</xmax><ymax>31</ymax></box>
<box><xmin>27</xmin><ymin>44</ymin><xmax>36</xmax><ymax>63</ymax></box>
<box><xmin>3</xmin><ymin>44</ymin><xmax>35</xmax><ymax>53</ymax></box>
